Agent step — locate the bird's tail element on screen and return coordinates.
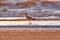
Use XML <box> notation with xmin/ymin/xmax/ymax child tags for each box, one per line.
<box><xmin>31</xmin><ymin>17</ymin><xmax>37</xmax><ymax>20</ymax></box>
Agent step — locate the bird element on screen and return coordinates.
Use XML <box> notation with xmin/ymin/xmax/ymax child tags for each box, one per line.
<box><xmin>25</xmin><ymin>12</ymin><xmax>36</xmax><ymax>24</ymax></box>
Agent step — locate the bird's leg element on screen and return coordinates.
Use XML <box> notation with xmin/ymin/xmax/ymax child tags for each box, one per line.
<box><xmin>28</xmin><ymin>20</ymin><xmax>32</xmax><ymax>24</ymax></box>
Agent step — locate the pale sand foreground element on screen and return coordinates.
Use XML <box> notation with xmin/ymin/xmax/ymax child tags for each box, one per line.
<box><xmin>0</xmin><ymin>21</ymin><xmax>60</xmax><ymax>40</ymax></box>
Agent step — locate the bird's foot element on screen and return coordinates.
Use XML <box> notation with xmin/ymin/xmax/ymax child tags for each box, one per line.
<box><xmin>28</xmin><ymin>23</ymin><xmax>32</xmax><ymax>25</ymax></box>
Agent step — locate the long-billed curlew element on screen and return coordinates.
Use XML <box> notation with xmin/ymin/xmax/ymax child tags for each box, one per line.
<box><xmin>25</xmin><ymin>12</ymin><xmax>36</xmax><ymax>24</ymax></box>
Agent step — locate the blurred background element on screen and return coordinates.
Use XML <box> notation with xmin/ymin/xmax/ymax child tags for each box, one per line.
<box><xmin>0</xmin><ymin>0</ymin><xmax>60</xmax><ymax>20</ymax></box>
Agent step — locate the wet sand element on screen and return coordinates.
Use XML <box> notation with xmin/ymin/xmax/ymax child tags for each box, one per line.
<box><xmin>0</xmin><ymin>30</ymin><xmax>60</xmax><ymax>40</ymax></box>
